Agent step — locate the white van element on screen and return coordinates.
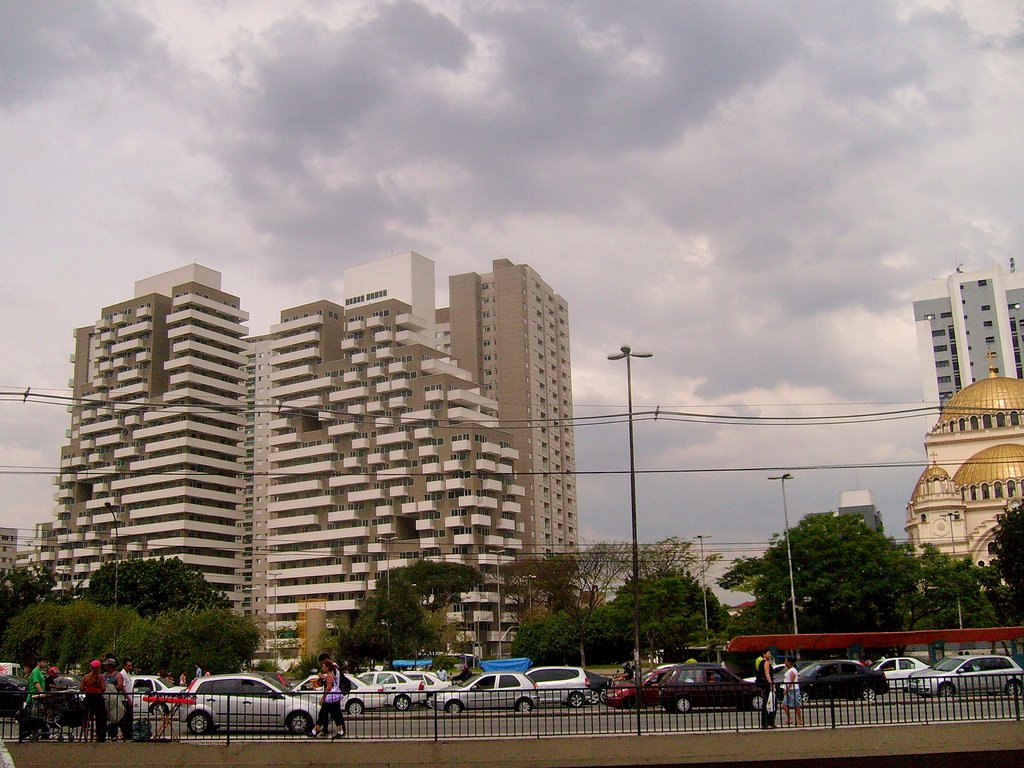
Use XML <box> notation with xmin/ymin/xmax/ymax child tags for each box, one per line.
<box><xmin>0</xmin><ymin>663</ymin><xmax>24</xmax><ymax>677</ymax></box>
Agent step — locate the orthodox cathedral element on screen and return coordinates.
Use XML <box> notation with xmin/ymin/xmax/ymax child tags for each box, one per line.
<box><xmin>906</xmin><ymin>365</ymin><xmax>1024</xmax><ymax>566</ymax></box>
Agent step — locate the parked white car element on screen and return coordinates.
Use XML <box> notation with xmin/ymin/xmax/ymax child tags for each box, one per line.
<box><xmin>291</xmin><ymin>673</ymin><xmax>386</xmax><ymax>715</ymax></box>
<box><xmin>401</xmin><ymin>670</ymin><xmax>452</xmax><ymax>702</ymax></box>
<box><xmin>131</xmin><ymin>674</ymin><xmax>184</xmax><ymax>714</ymax></box>
<box><xmin>180</xmin><ymin>673</ymin><xmax>315</xmax><ymax>734</ymax></box>
<box><xmin>907</xmin><ymin>655</ymin><xmax>1024</xmax><ymax>698</ymax></box>
<box><xmin>871</xmin><ymin>657</ymin><xmax>931</xmax><ymax>689</ymax></box>
<box><xmin>524</xmin><ymin>666</ymin><xmax>592</xmax><ymax>707</ymax></box>
<box><xmin>356</xmin><ymin>670</ymin><xmax>428</xmax><ymax>710</ymax></box>
<box><xmin>430</xmin><ymin>672</ymin><xmax>538</xmax><ymax>713</ymax></box>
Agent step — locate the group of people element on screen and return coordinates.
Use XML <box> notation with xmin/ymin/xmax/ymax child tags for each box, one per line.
<box><xmin>755</xmin><ymin>650</ymin><xmax>803</xmax><ymax>729</ymax></box>
<box><xmin>21</xmin><ymin>655</ymin><xmax>136</xmax><ymax>742</ymax></box>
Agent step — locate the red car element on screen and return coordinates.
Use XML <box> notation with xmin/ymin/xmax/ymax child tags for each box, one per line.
<box><xmin>603</xmin><ymin>667</ymin><xmax>676</xmax><ymax>709</ymax></box>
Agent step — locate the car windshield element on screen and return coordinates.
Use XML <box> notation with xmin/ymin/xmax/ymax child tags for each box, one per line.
<box><xmin>453</xmin><ymin>674</ymin><xmax>482</xmax><ymax>688</ymax></box>
<box><xmin>251</xmin><ymin>673</ymin><xmax>289</xmax><ymax>692</ymax></box>
<box><xmin>798</xmin><ymin>663</ymin><xmax>823</xmax><ymax>676</ymax></box>
<box><xmin>932</xmin><ymin>658</ymin><xmax>963</xmax><ymax>672</ymax></box>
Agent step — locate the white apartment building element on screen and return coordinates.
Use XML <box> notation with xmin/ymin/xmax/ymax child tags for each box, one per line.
<box><xmin>912</xmin><ymin>263</ymin><xmax>1024</xmax><ymax>403</ymax></box>
<box><xmin>44</xmin><ymin>254</ymin><xmax>572</xmax><ymax>657</ymax></box>
<box><xmin>259</xmin><ymin>253</ymin><xmax>526</xmax><ymax>657</ymax></box>
<box><xmin>51</xmin><ymin>265</ymin><xmax>249</xmax><ymax>601</ymax></box>
<box><xmin>447</xmin><ymin>259</ymin><xmax>577</xmax><ymax>553</ymax></box>
<box><xmin>0</xmin><ymin>527</ymin><xmax>16</xmax><ymax>571</ymax></box>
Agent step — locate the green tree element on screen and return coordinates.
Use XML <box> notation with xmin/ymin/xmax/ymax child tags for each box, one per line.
<box><xmin>393</xmin><ymin>560</ymin><xmax>481</xmax><ymax>612</ymax></box>
<box><xmin>510</xmin><ymin>612</ymin><xmax>579</xmax><ymax>664</ymax></box>
<box><xmin>348</xmin><ymin>580</ymin><xmax>438</xmax><ymax>665</ymax></box>
<box><xmin>605</xmin><ymin>572</ymin><xmax>728</xmax><ymax>661</ymax></box>
<box><xmin>900</xmin><ymin>546</ymin><xmax>997</xmax><ymax>630</ymax></box>
<box><xmin>1</xmin><ymin>602</ymin><xmax>258</xmax><ymax>675</ymax></box>
<box><xmin>85</xmin><ymin>557</ymin><xmax>228</xmax><ymax>618</ymax></box>
<box><xmin>147</xmin><ymin>608</ymin><xmax>260</xmax><ymax>675</ymax></box>
<box><xmin>1</xmin><ymin>601</ymin><xmax>144</xmax><ymax>669</ymax></box>
<box><xmin>992</xmin><ymin>502</ymin><xmax>1024</xmax><ymax>619</ymax></box>
<box><xmin>532</xmin><ymin>543</ymin><xmax>628</xmax><ymax>666</ymax></box>
<box><xmin>0</xmin><ymin>566</ymin><xmax>56</xmax><ymax>644</ymax></box>
<box><xmin>720</xmin><ymin>514</ymin><xmax>917</xmax><ymax>633</ymax></box>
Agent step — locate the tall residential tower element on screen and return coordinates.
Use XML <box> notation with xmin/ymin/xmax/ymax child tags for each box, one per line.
<box><xmin>912</xmin><ymin>264</ymin><xmax>1024</xmax><ymax>403</ymax></box>
<box><xmin>52</xmin><ymin>265</ymin><xmax>249</xmax><ymax>601</ymax></box>
<box><xmin>446</xmin><ymin>259</ymin><xmax>577</xmax><ymax>553</ymax></box>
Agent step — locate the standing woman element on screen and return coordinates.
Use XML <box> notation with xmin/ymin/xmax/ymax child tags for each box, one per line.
<box><xmin>782</xmin><ymin>657</ymin><xmax>804</xmax><ymax>727</ymax></box>
<box><xmin>80</xmin><ymin>660</ymin><xmax>107</xmax><ymax>742</ymax></box>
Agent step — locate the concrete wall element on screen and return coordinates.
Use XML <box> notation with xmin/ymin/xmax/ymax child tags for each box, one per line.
<box><xmin>8</xmin><ymin>721</ymin><xmax>1023</xmax><ymax>768</ymax></box>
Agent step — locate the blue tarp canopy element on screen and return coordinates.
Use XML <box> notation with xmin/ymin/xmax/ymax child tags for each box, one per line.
<box><xmin>479</xmin><ymin>657</ymin><xmax>532</xmax><ymax>672</ymax></box>
<box><xmin>392</xmin><ymin>659</ymin><xmax>433</xmax><ymax>669</ymax></box>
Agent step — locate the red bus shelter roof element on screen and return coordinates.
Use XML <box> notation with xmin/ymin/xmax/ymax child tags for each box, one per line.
<box><xmin>727</xmin><ymin>627</ymin><xmax>1024</xmax><ymax>653</ymax></box>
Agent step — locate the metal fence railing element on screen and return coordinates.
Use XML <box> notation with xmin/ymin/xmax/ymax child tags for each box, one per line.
<box><xmin>2</xmin><ymin>674</ymin><xmax>1021</xmax><ymax>743</ymax></box>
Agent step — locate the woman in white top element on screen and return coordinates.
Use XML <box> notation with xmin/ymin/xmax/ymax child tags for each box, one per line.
<box><xmin>781</xmin><ymin>657</ymin><xmax>804</xmax><ymax>726</ymax></box>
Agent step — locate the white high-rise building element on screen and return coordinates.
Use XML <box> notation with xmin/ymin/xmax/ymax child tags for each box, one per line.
<box><xmin>51</xmin><ymin>265</ymin><xmax>249</xmax><ymax>601</ymax></box>
<box><xmin>912</xmin><ymin>264</ymin><xmax>1024</xmax><ymax>403</ymax></box>
<box><xmin>260</xmin><ymin>255</ymin><xmax>526</xmax><ymax>655</ymax></box>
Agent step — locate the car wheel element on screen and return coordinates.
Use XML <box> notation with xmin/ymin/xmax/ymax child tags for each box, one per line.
<box><xmin>393</xmin><ymin>694</ymin><xmax>411</xmax><ymax>711</ymax></box>
<box><xmin>584</xmin><ymin>689</ymin><xmax>600</xmax><ymax>705</ymax></box>
<box><xmin>673</xmin><ymin>696</ymin><xmax>692</xmax><ymax>714</ymax></box>
<box><xmin>345</xmin><ymin>698</ymin><xmax>365</xmax><ymax>715</ymax></box>
<box><xmin>514</xmin><ymin>697</ymin><xmax>534</xmax><ymax>714</ymax></box>
<box><xmin>444</xmin><ymin>700</ymin><xmax>464</xmax><ymax>714</ymax></box>
<box><xmin>750</xmin><ymin>694</ymin><xmax>764</xmax><ymax>711</ymax></box>
<box><xmin>800</xmin><ymin>691</ymin><xmax>811</xmax><ymax>706</ymax></box>
<box><xmin>286</xmin><ymin>711</ymin><xmax>313</xmax><ymax>735</ymax></box>
<box><xmin>937</xmin><ymin>683</ymin><xmax>956</xmax><ymax>698</ymax></box>
<box><xmin>860</xmin><ymin>687</ymin><xmax>877</xmax><ymax>703</ymax></box>
<box><xmin>148</xmin><ymin>702</ymin><xmax>169</xmax><ymax>716</ymax></box>
<box><xmin>600</xmin><ymin>688</ymin><xmax>609</xmax><ymax>704</ymax></box>
<box><xmin>567</xmin><ymin>691</ymin><xmax>585</xmax><ymax>708</ymax></box>
<box><xmin>186</xmin><ymin>711</ymin><xmax>214</xmax><ymax>735</ymax></box>
<box><xmin>1005</xmin><ymin>680</ymin><xmax>1022</xmax><ymax>697</ymax></box>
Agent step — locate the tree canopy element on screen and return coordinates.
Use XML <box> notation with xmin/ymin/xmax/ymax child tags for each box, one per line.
<box><xmin>991</xmin><ymin>503</ymin><xmax>1024</xmax><ymax>620</ymax></box>
<box><xmin>1</xmin><ymin>601</ymin><xmax>258</xmax><ymax>675</ymax></box>
<box><xmin>85</xmin><ymin>556</ymin><xmax>228</xmax><ymax>618</ymax></box>
<box><xmin>0</xmin><ymin>565</ymin><xmax>56</xmax><ymax>643</ymax></box>
<box><xmin>720</xmin><ymin>514</ymin><xmax>917</xmax><ymax>633</ymax></box>
<box><xmin>393</xmin><ymin>559</ymin><xmax>481</xmax><ymax>612</ymax></box>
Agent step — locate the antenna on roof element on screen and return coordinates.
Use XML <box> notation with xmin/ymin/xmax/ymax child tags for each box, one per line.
<box><xmin>1011</xmin><ymin>257</ymin><xmax>1016</xmax><ymax>274</ymax></box>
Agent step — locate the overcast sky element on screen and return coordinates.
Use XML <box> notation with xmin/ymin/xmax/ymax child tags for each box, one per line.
<box><xmin>1</xmin><ymin>1</ymin><xmax>1022</xmax><ymax>588</ymax></box>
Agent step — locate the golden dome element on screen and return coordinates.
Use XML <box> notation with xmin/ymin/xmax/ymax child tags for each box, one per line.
<box><xmin>910</xmin><ymin>464</ymin><xmax>951</xmax><ymax>502</ymax></box>
<box><xmin>941</xmin><ymin>374</ymin><xmax>1024</xmax><ymax>419</ymax></box>
<box><xmin>952</xmin><ymin>444</ymin><xmax>1024</xmax><ymax>487</ymax></box>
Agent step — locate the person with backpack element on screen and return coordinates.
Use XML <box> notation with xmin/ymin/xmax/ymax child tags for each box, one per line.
<box><xmin>308</xmin><ymin>652</ymin><xmax>350</xmax><ymax>739</ymax></box>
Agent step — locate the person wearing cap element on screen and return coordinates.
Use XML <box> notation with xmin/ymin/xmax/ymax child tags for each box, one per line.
<box><xmin>80</xmin><ymin>660</ymin><xmax>107</xmax><ymax>742</ymax></box>
<box><xmin>103</xmin><ymin>657</ymin><xmax>130</xmax><ymax>741</ymax></box>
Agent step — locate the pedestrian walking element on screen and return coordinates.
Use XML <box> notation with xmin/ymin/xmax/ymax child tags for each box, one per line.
<box><xmin>308</xmin><ymin>653</ymin><xmax>350</xmax><ymax>739</ymax></box>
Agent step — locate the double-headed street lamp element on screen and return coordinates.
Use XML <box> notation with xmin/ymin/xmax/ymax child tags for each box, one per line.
<box><xmin>767</xmin><ymin>474</ymin><xmax>799</xmax><ymax>636</ymax></box>
<box><xmin>608</xmin><ymin>344</ymin><xmax>652</xmax><ymax>695</ymax></box>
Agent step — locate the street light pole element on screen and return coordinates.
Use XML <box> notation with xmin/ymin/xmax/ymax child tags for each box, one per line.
<box><xmin>695</xmin><ymin>534</ymin><xmax>710</xmax><ymax>659</ymax></box>
<box><xmin>608</xmin><ymin>344</ymin><xmax>652</xmax><ymax>725</ymax></box>
<box><xmin>487</xmin><ymin>546</ymin><xmax>506</xmax><ymax>659</ymax></box>
<box><xmin>767</xmin><ymin>474</ymin><xmax>799</xmax><ymax>636</ymax></box>
<box><xmin>104</xmin><ymin>502</ymin><xmax>120</xmax><ymax>655</ymax></box>
<box><xmin>941</xmin><ymin>512</ymin><xmax>964</xmax><ymax>629</ymax></box>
